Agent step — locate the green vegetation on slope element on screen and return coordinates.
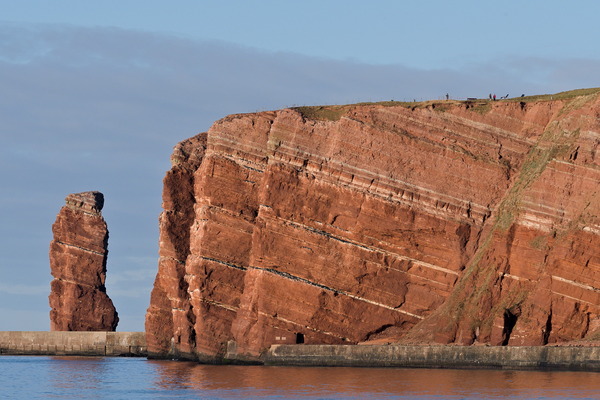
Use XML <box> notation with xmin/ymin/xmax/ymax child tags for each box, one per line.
<box><xmin>400</xmin><ymin>89</ymin><xmax>594</xmax><ymax>344</ymax></box>
<box><xmin>510</xmin><ymin>87</ymin><xmax>600</xmax><ymax>103</ymax></box>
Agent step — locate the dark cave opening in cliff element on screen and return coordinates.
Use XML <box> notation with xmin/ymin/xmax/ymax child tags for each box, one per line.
<box><xmin>295</xmin><ymin>333</ymin><xmax>305</xmax><ymax>344</ymax></box>
<box><xmin>502</xmin><ymin>309</ymin><xmax>519</xmax><ymax>346</ymax></box>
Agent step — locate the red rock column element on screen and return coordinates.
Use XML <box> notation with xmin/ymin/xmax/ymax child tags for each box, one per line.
<box><xmin>49</xmin><ymin>191</ymin><xmax>119</xmax><ymax>331</ymax></box>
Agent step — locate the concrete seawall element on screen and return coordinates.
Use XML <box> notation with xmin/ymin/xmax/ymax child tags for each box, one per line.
<box><xmin>0</xmin><ymin>331</ymin><xmax>146</xmax><ymax>357</ymax></box>
<box><xmin>3</xmin><ymin>334</ymin><xmax>598</xmax><ymax>371</ymax></box>
<box><xmin>263</xmin><ymin>344</ymin><xmax>600</xmax><ymax>371</ymax></box>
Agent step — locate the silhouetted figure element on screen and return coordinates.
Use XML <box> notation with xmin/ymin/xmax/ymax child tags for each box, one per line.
<box><xmin>493</xmin><ymin>94</ymin><xmax>496</xmax><ymax>101</ymax></box>
<box><xmin>446</xmin><ymin>93</ymin><xmax>449</xmax><ymax>100</ymax></box>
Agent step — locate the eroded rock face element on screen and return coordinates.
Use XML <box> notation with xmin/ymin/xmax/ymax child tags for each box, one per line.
<box><xmin>49</xmin><ymin>191</ymin><xmax>118</xmax><ymax>331</ymax></box>
<box><xmin>146</xmin><ymin>93</ymin><xmax>600</xmax><ymax>361</ymax></box>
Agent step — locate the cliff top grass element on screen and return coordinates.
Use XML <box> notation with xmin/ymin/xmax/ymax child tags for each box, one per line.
<box><xmin>292</xmin><ymin>87</ymin><xmax>600</xmax><ymax>121</ymax></box>
<box><xmin>293</xmin><ymin>100</ymin><xmax>416</xmax><ymax>121</ymax></box>
<box><xmin>510</xmin><ymin>87</ymin><xmax>600</xmax><ymax>103</ymax></box>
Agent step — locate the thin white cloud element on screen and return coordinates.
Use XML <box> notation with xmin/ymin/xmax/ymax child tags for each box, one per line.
<box><xmin>106</xmin><ymin>266</ymin><xmax>156</xmax><ymax>285</ymax></box>
<box><xmin>1</xmin><ymin>22</ymin><xmax>598</xmax><ymax>331</ymax></box>
<box><xmin>0</xmin><ymin>283</ymin><xmax>48</xmax><ymax>296</ymax></box>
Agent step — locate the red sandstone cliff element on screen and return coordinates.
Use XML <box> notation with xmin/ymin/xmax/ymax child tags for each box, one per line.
<box><xmin>49</xmin><ymin>191</ymin><xmax>119</xmax><ymax>331</ymax></box>
<box><xmin>146</xmin><ymin>89</ymin><xmax>600</xmax><ymax>360</ymax></box>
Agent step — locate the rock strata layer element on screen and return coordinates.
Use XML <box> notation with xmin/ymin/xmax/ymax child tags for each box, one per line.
<box><xmin>49</xmin><ymin>191</ymin><xmax>118</xmax><ymax>331</ymax></box>
<box><xmin>146</xmin><ymin>91</ymin><xmax>600</xmax><ymax>361</ymax></box>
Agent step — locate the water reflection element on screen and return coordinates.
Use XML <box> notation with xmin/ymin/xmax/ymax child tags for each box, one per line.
<box><xmin>149</xmin><ymin>360</ymin><xmax>198</xmax><ymax>391</ymax></box>
<box><xmin>48</xmin><ymin>356</ymin><xmax>106</xmax><ymax>391</ymax></box>
<box><xmin>2</xmin><ymin>356</ymin><xmax>599</xmax><ymax>399</ymax></box>
<box><xmin>148</xmin><ymin>361</ymin><xmax>600</xmax><ymax>399</ymax></box>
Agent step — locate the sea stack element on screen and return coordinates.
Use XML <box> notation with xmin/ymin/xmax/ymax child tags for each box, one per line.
<box><xmin>49</xmin><ymin>191</ymin><xmax>118</xmax><ymax>331</ymax></box>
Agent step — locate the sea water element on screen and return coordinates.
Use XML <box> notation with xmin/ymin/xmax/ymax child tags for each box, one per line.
<box><xmin>1</xmin><ymin>356</ymin><xmax>599</xmax><ymax>399</ymax></box>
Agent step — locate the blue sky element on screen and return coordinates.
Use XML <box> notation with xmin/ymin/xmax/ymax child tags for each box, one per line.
<box><xmin>4</xmin><ymin>1</ymin><xmax>600</xmax><ymax>69</ymax></box>
<box><xmin>1</xmin><ymin>1</ymin><xmax>599</xmax><ymax>331</ymax></box>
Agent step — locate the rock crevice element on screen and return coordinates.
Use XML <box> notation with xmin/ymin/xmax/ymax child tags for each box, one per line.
<box><xmin>146</xmin><ymin>93</ymin><xmax>600</xmax><ymax>361</ymax></box>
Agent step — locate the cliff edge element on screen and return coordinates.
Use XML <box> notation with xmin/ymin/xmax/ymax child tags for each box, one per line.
<box><xmin>146</xmin><ymin>89</ymin><xmax>600</xmax><ymax>361</ymax></box>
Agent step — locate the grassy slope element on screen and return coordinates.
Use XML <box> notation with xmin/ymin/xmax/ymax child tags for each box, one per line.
<box><xmin>294</xmin><ymin>87</ymin><xmax>600</xmax><ymax>344</ymax></box>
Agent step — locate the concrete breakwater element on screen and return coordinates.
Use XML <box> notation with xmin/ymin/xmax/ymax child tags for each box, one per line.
<box><xmin>263</xmin><ymin>344</ymin><xmax>600</xmax><ymax>371</ymax></box>
<box><xmin>0</xmin><ymin>331</ymin><xmax>146</xmax><ymax>357</ymax></box>
<box><xmin>2</xmin><ymin>333</ymin><xmax>598</xmax><ymax>371</ymax></box>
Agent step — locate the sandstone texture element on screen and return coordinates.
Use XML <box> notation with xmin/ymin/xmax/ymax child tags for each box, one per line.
<box><xmin>49</xmin><ymin>191</ymin><xmax>118</xmax><ymax>331</ymax></box>
<box><xmin>146</xmin><ymin>90</ymin><xmax>600</xmax><ymax>361</ymax></box>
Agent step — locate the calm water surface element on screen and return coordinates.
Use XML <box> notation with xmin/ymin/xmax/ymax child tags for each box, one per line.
<box><xmin>1</xmin><ymin>356</ymin><xmax>599</xmax><ymax>399</ymax></box>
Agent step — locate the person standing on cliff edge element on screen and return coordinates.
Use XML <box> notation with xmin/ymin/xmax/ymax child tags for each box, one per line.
<box><xmin>493</xmin><ymin>94</ymin><xmax>496</xmax><ymax>101</ymax></box>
